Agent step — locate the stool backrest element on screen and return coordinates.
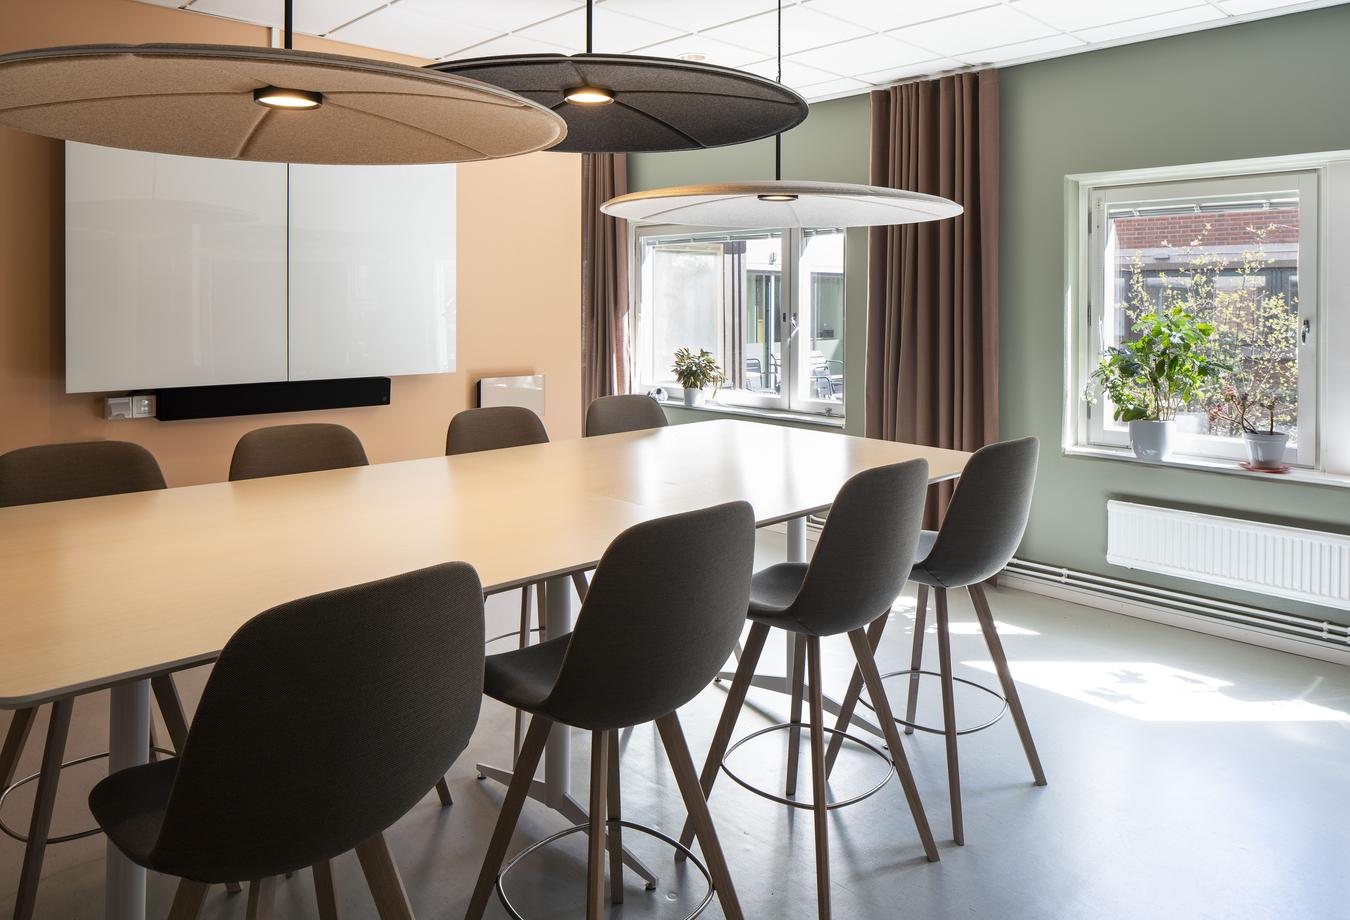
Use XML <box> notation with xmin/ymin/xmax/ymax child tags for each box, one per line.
<box><xmin>585</xmin><ymin>395</ymin><xmax>668</xmax><ymax>437</ymax></box>
<box><xmin>445</xmin><ymin>406</ymin><xmax>548</xmax><ymax>455</ymax></box>
<box><xmin>229</xmin><ymin>423</ymin><xmax>368</xmax><ymax>481</ymax></box>
<box><xmin>0</xmin><ymin>441</ymin><xmax>165</xmax><ymax>507</ymax></box>
<box><xmin>151</xmin><ymin>563</ymin><xmax>485</xmax><ymax>882</ymax></box>
<box><xmin>920</xmin><ymin>437</ymin><xmax>1038</xmax><ymax>587</ymax></box>
<box><xmin>786</xmin><ymin>460</ymin><xmax>929</xmax><ymax>636</ymax></box>
<box><xmin>543</xmin><ymin>502</ymin><xmax>755</xmax><ymax>731</ymax></box>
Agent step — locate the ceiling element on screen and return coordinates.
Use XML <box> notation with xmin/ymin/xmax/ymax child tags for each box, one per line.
<box><xmin>136</xmin><ymin>0</ymin><xmax>1347</xmax><ymax>102</ymax></box>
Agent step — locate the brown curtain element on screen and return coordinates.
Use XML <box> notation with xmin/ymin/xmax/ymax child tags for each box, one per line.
<box><xmin>581</xmin><ymin>153</ymin><xmax>630</xmax><ymax>414</ymax></box>
<box><xmin>865</xmin><ymin>71</ymin><xmax>999</xmax><ymax>524</ymax></box>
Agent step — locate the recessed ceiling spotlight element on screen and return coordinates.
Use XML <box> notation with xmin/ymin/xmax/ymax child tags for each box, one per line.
<box><xmin>678</xmin><ymin>52</ymin><xmax>707</xmax><ymax>62</ymax></box>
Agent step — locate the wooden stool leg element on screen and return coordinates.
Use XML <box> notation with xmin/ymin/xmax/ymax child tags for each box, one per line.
<box><xmin>512</xmin><ymin>585</ymin><xmax>533</xmax><ymax>764</ymax></box>
<box><xmin>245</xmin><ymin>878</ymin><xmax>276</xmax><ymax>920</ymax></box>
<box><xmin>824</xmin><ymin>613</ymin><xmax>889</xmax><ymax>774</ymax></box>
<box><xmin>934</xmin><ymin>588</ymin><xmax>963</xmax><ymax>845</ymax></box>
<box><xmin>151</xmin><ymin>675</ymin><xmax>190</xmax><ymax>751</ymax></box>
<box><xmin>312</xmin><ymin>860</ymin><xmax>341</xmax><ymax>920</ymax></box>
<box><xmin>657</xmin><ymin>712</ymin><xmax>745</xmax><ymax>920</ymax></box>
<box><xmin>805</xmin><ymin>638</ymin><xmax>831</xmax><ymax>920</ymax></box>
<box><xmin>355</xmin><ymin>833</ymin><xmax>415</xmax><ymax>920</ymax></box>
<box><xmin>784</xmin><ymin>636</ymin><xmax>807</xmax><ymax>798</ymax></box>
<box><xmin>606</xmin><ymin>729</ymin><xmax>624</xmax><ymax>905</ymax></box>
<box><xmin>465</xmin><ymin>716</ymin><xmax>552</xmax><ymax>920</ymax></box>
<box><xmin>167</xmin><ymin>879</ymin><xmax>209</xmax><ymax>920</ymax></box>
<box><xmin>571</xmin><ymin>570</ymin><xmax>590</xmax><ymax>601</ymax></box>
<box><xmin>676</xmin><ymin>622</ymin><xmax>769</xmax><ymax>855</ymax></box>
<box><xmin>434</xmin><ymin>777</ymin><xmax>453</xmax><ymax>807</ymax></box>
<box><xmin>0</xmin><ymin>707</ymin><xmax>37</xmax><ymax>789</ymax></box>
<box><xmin>969</xmin><ymin>583</ymin><xmax>1046</xmax><ymax>786</ymax></box>
<box><xmin>13</xmin><ymin>698</ymin><xmax>72</xmax><ymax>920</ymax></box>
<box><xmin>586</xmin><ymin>732</ymin><xmax>609</xmax><ymax>920</ymax></box>
<box><xmin>905</xmin><ymin>585</ymin><xmax>930</xmax><ymax>735</ymax></box>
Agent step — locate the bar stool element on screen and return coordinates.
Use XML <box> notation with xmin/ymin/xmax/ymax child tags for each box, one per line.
<box><xmin>0</xmin><ymin>441</ymin><xmax>206</xmax><ymax>920</ymax></box>
<box><xmin>676</xmin><ymin>461</ymin><xmax>941</xmax><ymax>920</ymax></box>
<box><xmin>826</xmin><ymin>437</ymin><xmax>1046</xmax><ymax>846</ymax></box>
<box><xmin>584</xmin><ymin>395</ymin><xmax>668</xmax><ymax>437</ymax></box>
<box><xmin>89</xmin><ymin>561</ymin><xmax>486</xmax><ymax>920</ymax></box>
<box><xmin>228</xmin><ymin>423</ymin><xmax>368</xmax><ymax>481</ymax></box>
<box><xmin>465</xmin><ymin>501</ymin><xmax>756</xmax><ymax>920</ymax></box>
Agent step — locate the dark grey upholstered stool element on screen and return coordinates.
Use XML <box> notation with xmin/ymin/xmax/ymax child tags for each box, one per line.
<box><xmin>0</xmin><ymin>441</ymin><xmax>200</xmax><ymax>920</ymax></box>
<box><xmin>465</xmin><ymin>502</ymin><xmax>756</xmax><ymax>920</ymax></box>
<box><xmin>584</xmin><ymin>395</ymin><xmax>668</xmax><ymax>437</ymax></box>
<box><xmin>677</xmin><ymin>461</ymin><xmax>941</xmax><ymax>920</ymax></box>
<box><xmin>228</xmin><ymin>423</ymin><xmax>369</xmax><ymax>482</ymax></box>
<box><xmin>89</xmin><ymin>562</ymin><xmax>486</xmax><ymax>920</ymax></box>
<box><xmin>826</xmin><ymin>437</ymin><xmax>1046</xmax><ymax>847</ymax></box>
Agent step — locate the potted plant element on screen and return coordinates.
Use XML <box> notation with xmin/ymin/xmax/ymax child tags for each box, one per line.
<box><xmin>672</xmin><ymin>346</ymin><xmax>726</xmax><ymax>407</ymax></box>
<box><xmin>1087</xmin><ymin>307</ymin><xmax>1227</xmax><ymax>461</ymax></box>
<box><xmin>1210</xmin><ymin>387</ymin><xmax>1289</xmax><ymax>469</ymax></box>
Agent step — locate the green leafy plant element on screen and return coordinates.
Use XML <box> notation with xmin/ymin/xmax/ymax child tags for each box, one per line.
<box><xmin>1087</xmin><ymin>307</ymin><xmax>1227</xmax><ymax>422</ymax></box>
<box><xmin>672</xmin><ymin>346</ymin><xmax>727</xmax><ymax>395</ymax></box>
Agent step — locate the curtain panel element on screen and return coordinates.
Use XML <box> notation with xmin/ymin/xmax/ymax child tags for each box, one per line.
<box><xmin>581</xmin><ymin>153</ymin><xmax>630</xmax><ymax>412</ymax></box>
<box><xmin>865</xmin><ymin>71</ymin><xmax>999</xmax><ymax>522</ymax></box>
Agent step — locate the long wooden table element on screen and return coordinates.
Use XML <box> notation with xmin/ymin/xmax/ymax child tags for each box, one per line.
<box><xmin>0</xmin><ymin>420</ymin><xmax>968</xmax><ymax>920</ymax></box>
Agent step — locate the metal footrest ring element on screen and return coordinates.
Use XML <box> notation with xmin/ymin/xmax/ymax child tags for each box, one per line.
<box><xmin>721</xmin><ymin>722</ymin><xmax>893</xmax><ymax>811</ymax></box>
<box><xmin>858</xmin><ymin>669</ymin><xmax>1008</xmax><ymax>736</ymax></box>
<box><xmin>496</xmin><ymin>820</ymin><xmax>713</xmax><ymax>920</ymax></box>
<box><xmin>0</xmin><ymin>746</ymin><xmax>176</xmax><ymax>844</ymax></box>
<box><xmin>485</xmin><ymin>626</ymin><xmax>544</xmax><ymax>648</ymax></box>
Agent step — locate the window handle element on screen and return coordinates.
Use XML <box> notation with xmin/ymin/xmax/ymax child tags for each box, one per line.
<box><xmin>1302</xmin><ymin>318</ymin><xmax>1311</xmax><ymax>344</ymax></box>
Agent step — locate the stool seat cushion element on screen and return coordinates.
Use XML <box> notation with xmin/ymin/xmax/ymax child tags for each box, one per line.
<box><xmin>908</xmin><ymin>530</ymin><xmax>943</xmax><ymax>588</ymax></box>
<box><xmin>484</xmin><ymin>635</ymin><xmax>571</xmax><ymax>713</ymax></box>
<box><xmin>746</xmin><ymin>563</ymin><xmax>815</xmax><ymax>634</ymax></box>
<box><xmin>88</xmin><ymin>758</ymin><xmax>178</xmax><ymax>874</ymax></box>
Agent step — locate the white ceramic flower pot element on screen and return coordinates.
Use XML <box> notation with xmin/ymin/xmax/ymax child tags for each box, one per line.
<box><xmin>1128</xmin><ymin>419</ymin><xmax>1174</xmax><ymax>461</ymax></box>
<box><xmin>1243</xmin><ymin>431</ymin><xmax>1289</xmax><ymax>469</ymax></box>
<box><xmin>682</xmin><ymin>388</ymin><xmax>705</xmax><ymax>407</ymax></box>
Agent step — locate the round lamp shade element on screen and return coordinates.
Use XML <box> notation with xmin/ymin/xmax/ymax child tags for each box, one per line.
<box><xmin>601</xmin><ymin>180</ymin><xmax>965</xmax><ymax>229</ymax></box>
<box><xmin>430</xmin><ymin>54</ymin><xmax>808</xmax><ymax>154</ymax></box>
<box><xmin>0</xmin><ymin>44</ymin><xmax>567</xmax><ymax>164</ymax></box>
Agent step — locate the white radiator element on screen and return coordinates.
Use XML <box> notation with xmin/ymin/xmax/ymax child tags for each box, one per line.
<box><xmin>1106</xmin><ymin>501</ymin><xmax>1350</xmax><ymax>610</ymax></box>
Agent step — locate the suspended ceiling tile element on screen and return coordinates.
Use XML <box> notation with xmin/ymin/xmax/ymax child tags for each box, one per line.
<box><xmin>397</xmin><ymin>0</ymin><xmax>582</xmax><ymax>35</ymax></box>
<box><xmin>327</xmin><ymin>4</ymin><xmax>499</xmax><ymax>60</ymax></box>
<box><xmin>803</xmin><ymin>0</ymin><xmax>999</xmax><ymax>31</ymax></box>
<box><xmin>702</xmin><ymin>6</ymin><xmax>869</xmax><ymax>57</ymax></box>
<box><xmin>1012</xmin><ymin>0</ymin><xmax>1202</xmax><ymax>31</ymax></box>
<box><xmin>962</xmin><ymin>32</ymin><xmax>1086</xmax><ymax>65</ymax></box>
<box><xmin>1073</xmin><ymin>5</ymin><xmax>1226</xmax><ymax>43</ymax></box>
<box><xmin>788</xmin><ymin>33</ymin><xmax>934</xmax><ymax>74</ymax></box>
<box><xmin>516</xmin><ymin>7</ymin><xmax>685</xmax><ymax>53</ymax></box>
<box><xmin>443</xmin><ymin>33</ymin><xmax>579</xmax><ymax>61</ymax></box>
<box><xmin>739</xmin><ymin>57</ymin><xmax>842</xmax><ymax>89</ymax></box>
<box><xmin>799</xmin><ymin>76</ymin><xmax>872</xmax><ymax>100</ymax></box>
<box><xmin>859</xmin><ymin>58</ymin><xmax>965</xmax><ymax>85</ymax></box>
<box><xmin>600</xmin><ymin>0</ymin><xmax>778</xmax><ymax>33</ymax></box>
<box><xmin>188</xmin><ymin>0</ymin><xmax>383</xmax><ymax>35</ymax></box>
<box><xmin>631</xmin><ymin>34</ymin><xmax>767</xmax><ymax>68</ymax></box>
<box><xmin>893</xmin><ymin>5</ymin><xmax>1060</xmax><ymax>56</ymax></box>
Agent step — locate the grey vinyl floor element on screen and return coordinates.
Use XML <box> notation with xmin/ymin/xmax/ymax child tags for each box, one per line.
<box><xmin>4</xmin><ymin>530</ymin><xmax>1349</xmax><ymax>919</ymax></box>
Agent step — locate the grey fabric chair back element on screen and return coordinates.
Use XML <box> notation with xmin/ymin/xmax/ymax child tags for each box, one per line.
<box><xmin>585</xmin><ymin>395</ymin><xmax>669</xmax><ymax>437</ymax></box>
<box><xmin>784</xmin><ymin>460</ymin><xmax>929</xmax><ymax>636</ymax></box>
<box><xmin>0</xmin><ymin>440</ymin><xmax>166</xmax><ymax>507</ymax></box>
<box><xmin>919</xmin><ymin>437</ymin><xmax>1039</xmax><ymax>588</ymax></box>
<box><xmin>148</xmin><ymin>563</ymin><xmax>485</xmax><ymax>882</ymax></box>
<box><xmin>445</xmin><ymin>406</ymin><xmax>548</xmax><ymax>455</ymax></box>
<box><xmin>228</xmin><ymin>423</ymin><xmax>368</xmax><ymax>482</ymax></box>
<box><xmin>542</xmin><ymin>502</ymin><xmax>756</xmax><ymax>731</ymax></box>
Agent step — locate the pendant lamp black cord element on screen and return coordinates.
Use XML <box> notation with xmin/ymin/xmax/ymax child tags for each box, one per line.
<box><xmin>283</xmin><ymin>0</ymin><xmax>293</xmax><ymax>49</ymax></box>
<box><xmin>586</xmin><ymin>0</ymin><xmax>594</xmax><ymax>53</ymax></box>
<box><xmin>774</xmin><ymin>0</ymin><xmax>782</xmax><ymax>180</ymax></box>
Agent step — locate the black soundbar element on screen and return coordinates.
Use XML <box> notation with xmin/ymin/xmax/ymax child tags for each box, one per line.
<box><xmin>153</xmin><ymin>377</ymin><xmax>391</xmax><ymax>421</ymax></box>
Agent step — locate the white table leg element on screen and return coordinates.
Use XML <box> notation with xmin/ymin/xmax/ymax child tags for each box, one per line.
<box><xmin>107</xmin><ymin>680</ymin><xmax>150</xmax><ymax>920</ymax></box>
<box><xmin>540</xmin><ymin>575</ymin><xmax>572</xmax><ymax>809</ymax></box>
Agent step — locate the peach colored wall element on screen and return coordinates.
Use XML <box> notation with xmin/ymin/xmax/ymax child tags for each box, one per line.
<box><xmin>0</xmin><ymin>0</ymin><xmax>582</xmax><ymax>486</ymax></box>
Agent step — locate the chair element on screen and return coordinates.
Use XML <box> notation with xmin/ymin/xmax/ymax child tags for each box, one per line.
<box><xmin>228</xmin><ymin>423</ymin><xmax>368</xmax><ymax>481</ymax></box>
<box><xmin>584</xmin><ymin>395</ymin><xmax>668</xmax><ymax>437</ymax></box>
<box><xmin>826</xmin><ymin>437</ymin><xmax>1046</xmax><ymax>846</ymax></box>
<box><xmin>465</xmin><ymin>502</ymin><xmax>757</xmax><ymax>920</ymax></box>
<box><xmin>0</xmin><ymin>441</ymin><xmax>200</xmax><ymax>920</ymax></box>
<box><xmin>676</xmin><ymin>461</ymin><xmax>940</xmax><ymax>920</ymax></box>
<box><xmin>89</xmin><ymin>562</ymin><xmax>486</xmax><ymax>920</ymax></box>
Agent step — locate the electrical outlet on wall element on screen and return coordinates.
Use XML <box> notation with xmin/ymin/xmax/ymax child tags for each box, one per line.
<box><xmin>104</xmin><ymin>394</ymin><xmax>156</xmax><ymax>420</ymax></box>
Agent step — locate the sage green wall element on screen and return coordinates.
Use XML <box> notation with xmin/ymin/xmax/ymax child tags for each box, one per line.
<box><xmin>1001</xmin><ymin>5</ymin><xmax>1350</xmax><ymax>621</ymax></box>
<box><xmin>628</xmin><ymin>93</ymin><xmax>870</xmax><ymax>435</ymax></box>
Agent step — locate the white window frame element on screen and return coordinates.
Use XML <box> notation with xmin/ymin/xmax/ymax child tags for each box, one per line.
<box><xmin>1066</xmin><ymin>157</ymin><xmax>1335</xmax><ymax>472</ymax></box>
<box><xmin>630</xmin><ymin>223</ymin><xmax>846</xmax><ymax>420</ymax></box>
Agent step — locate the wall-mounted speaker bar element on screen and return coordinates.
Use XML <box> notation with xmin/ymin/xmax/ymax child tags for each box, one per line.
<box><xmin>153</xmin><ymin>377</ymin><xmax>391</xmax><ymax>421</ymax></box>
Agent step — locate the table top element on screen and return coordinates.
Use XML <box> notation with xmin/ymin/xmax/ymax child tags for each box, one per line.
<box><xmin>0</xmin><ymin>420</ymin><xmax>969</xmax><ymax>706</ymax></box>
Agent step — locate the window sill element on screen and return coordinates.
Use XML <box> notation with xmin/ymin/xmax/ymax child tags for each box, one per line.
<box><xmin>1063</xmin><ymin>443</ymin><xmax>1350</xmax><ymax>489</ymax></box>
<box><xmin>660</xmin><ymin>400</ymin><xmax>846</xmax><ymax>429</ymax></box>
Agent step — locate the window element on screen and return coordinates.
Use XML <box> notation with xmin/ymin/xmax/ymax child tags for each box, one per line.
<box><xmin>633</xmin><ymin>226</ymin><xmax>846</xmax><ymax>417</ymax></box>
<box><xmin>1073</xmin><ymin>169</ymin><xmax>1321</xmax><ymax>467</ymax></box>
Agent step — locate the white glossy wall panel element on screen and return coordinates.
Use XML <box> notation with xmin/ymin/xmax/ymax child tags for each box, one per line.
<box><xmin>287</xmin><ymin>164</ymin><xmax>457</xmax><ymax>381</ymax></box>
<box><xmin>65</xmin><ymin>142</ymin><xmax>288</xmax><ymax>393</ymax></box>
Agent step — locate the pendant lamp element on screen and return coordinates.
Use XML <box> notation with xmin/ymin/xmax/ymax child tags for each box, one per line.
<box><xmin>601</xmin><ymin>1</ymin><xmax>962</xmax><ymax>228</ymax></box>
<box><xmin>0</xmin><ymin>1</ymin><xmax>566</xmax><ymax>165</ymax></box>
<box><xmin>429</xmin><ymin>0</ymin><xmax>807</xmax><ymax>154</ymax></box>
